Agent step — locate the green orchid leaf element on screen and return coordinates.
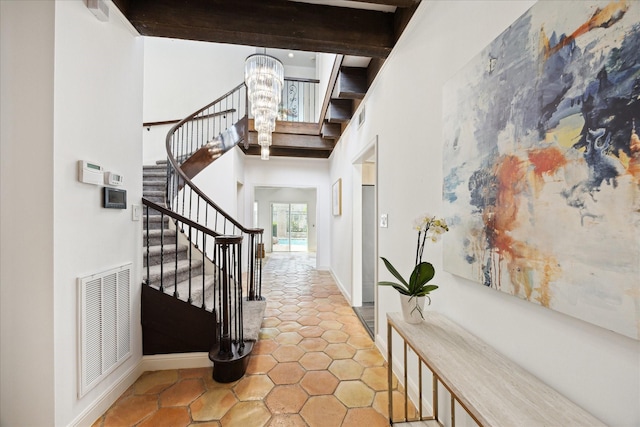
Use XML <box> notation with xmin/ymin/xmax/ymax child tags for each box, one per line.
<box><xmin>378</xmin><ymin>281</ymin><xmax>410</xmax><ymax>295</ymax></box>
<box><xmin>409</xmin><ymin>262</ymin><xmax>435</xmax><ymax>292</ymax></box>
<box><xmin>414</xmin><ymin>285</ymin><xmax>438</xmax><ymax>297</ymax></box>
<box><xmin>380</xmin><ymin>257</ymin><xmax>409</xmax><ymax>287</ymax></box>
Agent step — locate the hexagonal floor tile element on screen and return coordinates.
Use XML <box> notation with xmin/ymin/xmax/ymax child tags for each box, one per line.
<box><xmin>265</xmin><ymin>384</ymin><xmax>309</xmax><ymax>414</ymax></box>
<box><xmin>298</xmin><ymin>325</ymin><xmax>325</xmax><ymax>338</ymax></box>
<box><xmin>266</xmin><ymin>414</ymin><xmax>307</xmax><ymax>427</ymax></box>
<box><xmin>300</xmin><ymin>395</ymin><xmax>347</xmax><ymax>427</ymax></box>
<box><xmin>279</xmin><ymin>304</ymin><xmax>300</xmax><ymax>312</ymax></box>
<box><xmin>299</xmin><ymin>352</ymin><xmax>332</xmax><ymax>370</ymax></box>
<box><xmin>134</xmin><ymin>370</ymin><xmax>179</xmax><ymax>395</ymax></box>
<box><xmin>343</xmin><ymin>407</ymin><xmax>389</xmax><ymax>427</ymax></box>
<box><xmin>361</xmin><ymin>366</ymin><xmax>394</xmax><ymax>391</ymax></box>
<box><xmin>329</xmin><ymin>359</ymin><xmax>364</xmax><ymax>380</ymax></box>
<box><xmin>233</xmin><ymin>375</ymin><xmax>274</xmax><ymax>401</ymax></box>
<box><xmin>298</xmin><ymin>337</ymin><xmax>328</xmax><ymax>352</ymax></box>
<box><xmin>272</xmin><ymin>344</ymin><xmax>304</xmax><ymax>362</ymax></box>
<box><xmin>245</xmin><ymin>354</ymin><xmax>277</xmax><ymax>375</ymax></box>
<box><xmin>274</xmin><ymin>331</ymin><xmax>303</xmax><ymax>345</ymax></box>
<box><xmin>102</xmin><ymin>394</ymin><xmax>158</xmax><ymax>426</ymax></box>
<box><xmin>190</xmin><ymin>388</ymin><xmax>238</xmax><ymax>421</ymax></box>
<box><xmin>220</xmin><ymin>401</ymin><xmax>271</xmax><ymax>427</ymax></box>
<box><xmin>335</xmin><ymin>381</ymin><xmax>375</xmax><ymax>407</ymax></box>
<box><xmin>259</xmin><ymin>327</ymin><xmax>280</xmax><ymax>340</ymax></box>
<box><xmin>137</xmin><ymin>407</ymin><xmax>190</xmax><ymax>427</ymax></box>
<box><xmin>261</xmin><ymin>317</ymin><xmax>281</xmax><ymax>328</ymax></box>
<box><xmin>300</xmin><ymin>371</ymin><xmax>339</xmax><ymax>396</ymax></box>
<box><xmin>276</xmin><ymin>321</ymin><xmax>302</xmax><ymax>332</ymax></box>
<box><xmin>252</xmin><ymin>340</ymin><xmax>279</xmax><ymax>355</ymax></box>
<box><xmin>267</xmin><ymin>362</ymin><xmax>305</xmax><ymax>385</ymax></box>
<box><xmin>347</xmin><ymin>334</ymin><xmax>375</xmax><ymax>349</ymax></box>
<box><xmin>159</xmin><ymin>378</ymin><xmax>205</xmax><ymax>407</ymax></box>
<box><xmin>318</xmin><ymin>320</ymin><xmax>343</xmax><ymax>330</ymax></box>
<box><xmin>298</xmin><ymin>315</ymin><xmax>322</xmax><ymax>326</ymax></box>
<box><xmin>322</xmin><ymin>329</ymin><xmax>349</xmax><ymax>343</ymax></box>
<box><xmin>354</xmin><ymin>348</ymin><xmax>385</xmax><ymax>367</ymax></box>
<box><xmin>324</xmin><ymin>343</ymin><xmax>357</xmax><ymax>360</ymax></box>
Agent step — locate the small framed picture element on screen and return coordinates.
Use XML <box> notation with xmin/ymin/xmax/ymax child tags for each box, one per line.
<box><xmin>332</xmin><ymin>178</ymin><xmax>342</xmax><ymax>216</ymax></box>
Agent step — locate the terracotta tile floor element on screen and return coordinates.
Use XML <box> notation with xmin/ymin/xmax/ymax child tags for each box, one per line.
<box><xmin>93</xmin><ymin>252</ymin><xmax>415</xmax><ymax>427</ymax></box>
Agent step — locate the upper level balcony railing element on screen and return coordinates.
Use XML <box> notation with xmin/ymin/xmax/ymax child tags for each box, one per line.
<box><xmin>277</xmin><ymin>77</ymin><xmax>321</xmax><ymax>124</ymax></box>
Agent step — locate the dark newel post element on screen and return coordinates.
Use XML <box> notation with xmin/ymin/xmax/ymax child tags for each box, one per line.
<box><xmin>219</xmin><ymin>240</ymin><xmax>231</xmax><ymax>355</ymax></box>
<box><xmin>210</xmin><ymin>235</ymin><xmax>251</xmax><ymax>383</ymax></box>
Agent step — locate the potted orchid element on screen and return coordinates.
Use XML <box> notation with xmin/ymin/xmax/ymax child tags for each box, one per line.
<box><xmin>379</xmin><ymin>214</ymin><xmax>449</xmax><ymax>323</ymax></box>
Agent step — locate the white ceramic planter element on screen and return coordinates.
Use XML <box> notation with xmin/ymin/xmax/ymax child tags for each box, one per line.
<box><xmin>399</xmin><ymin>294</ymin><xmax>426</xmax><ymax>324</ymax></box>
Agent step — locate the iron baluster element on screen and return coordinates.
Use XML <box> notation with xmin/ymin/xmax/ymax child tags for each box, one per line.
<box><xmin>159</xmin><ymin>211</ymin><xmax>164</xmax><ymax>292</ymax></box>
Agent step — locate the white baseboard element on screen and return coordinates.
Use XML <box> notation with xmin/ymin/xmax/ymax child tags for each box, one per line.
<box><xmin>69</xmin><ymin>360</ymin><xmax>145</xmax><ymax>427</ymax></box>
<box><xmin>69</xmin><ymin>353</ymin><xmax>212</xmax><ymax>427</ymax></box>
<box><xmin>141</xmin><ymin>352</ymin><xmax>212</xmax><ymax>371</ymax></box>
<box><xmin>329</xmin><ymin>268</ymin><xmax>352</xmax><ymax>304</ymax></box>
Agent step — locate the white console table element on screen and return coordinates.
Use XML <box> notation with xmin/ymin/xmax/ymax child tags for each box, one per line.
<box><xmin>386</xmin><ymin>312</ymin><xmax>607</xmax><ymax>426</ymax></box>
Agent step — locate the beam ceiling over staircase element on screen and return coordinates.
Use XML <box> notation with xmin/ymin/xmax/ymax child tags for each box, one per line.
<box><xmin>112</xmin><ymin>0</ymin><xmax>418</xmax><ymax>58</ymax></box>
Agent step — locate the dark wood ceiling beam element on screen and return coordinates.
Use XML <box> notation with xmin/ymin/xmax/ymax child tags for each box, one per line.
<box><xmin>242</xmin><ymin>146</ymin><xmax>332</xmax><ymax>159</ymax></box>
<box><xmin>247</xmin><ymin>132</ymin><xmax>334</xmax><ymax>151</ymax></box>
<box><xmin>344</xmin><ymin>0</ymin><xmax>420</xmax><ymax>7</ymax></box>
<box><xmin>120</xmin><ymin>0</ymin><xmax>395</xmax><ymax>58</ymax></box>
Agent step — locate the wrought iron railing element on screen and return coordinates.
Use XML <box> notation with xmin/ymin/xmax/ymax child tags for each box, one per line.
<box><xmin>143</xmin><ymin>198</ymin><xmax>220</xmax><ymax>309</ymax></box>
<box><xmin>164</xmin><ymin>83</ymin><xmax>264</xmax><ymax>301</ymax></box>
<box><xmin>279</xmin><ymin>77</ymin><xmax>320</xmax><ymax>123</ymax></box>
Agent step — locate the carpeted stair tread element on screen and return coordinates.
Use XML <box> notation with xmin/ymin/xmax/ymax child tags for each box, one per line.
<box><xmin>144</xmin><ymin>243</ymin><xmax>188</xmax><ymax>255</ymax></box>
<box><xmin>149</xmin><ymin>274</ymin><xmax>216</xmax><ymax>311</ymax></box>
<box><xmin>143</xmin><ymin>171</ymin><xmax>167</xmax><ymax>179</ymax></box>
<box><xmin>147</xmin><ymin>259</ymin><xmax>203</xmax><ymax>280</ymax></box>
<box><xmin>143</xmin><ymin>164</ymin><xmax>167</xmax><ymax>171</ymax></box>
<box><xmin>146</xmin><ymin>228</ymin><xmax>177</xmax><ymax>238</ymax></box>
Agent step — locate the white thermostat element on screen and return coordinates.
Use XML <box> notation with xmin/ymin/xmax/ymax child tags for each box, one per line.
<box><xmin>78</xmin><ymin>160</ymin><xmax>103</xmax><ymax>185</ymax></box>
<box><xmin>105</xmin><ymin>172</ymin><xmax>123</xmax><ymax>186</ymax></box>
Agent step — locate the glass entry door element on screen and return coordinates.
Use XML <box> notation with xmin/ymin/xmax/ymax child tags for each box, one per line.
<box><xmin>272</xmin><ymin>203</ymin><xmax>308</xmax><ymax>252</ymax></box>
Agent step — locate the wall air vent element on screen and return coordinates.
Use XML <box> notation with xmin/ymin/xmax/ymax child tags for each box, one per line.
<box><xmin>358</xmin><ymin>105</ymin><xmax>366</xmax><ymax>129</ymax></box>
<box><xmin>78</xmin><ymin>263</ymin><xmax>131</xmax><ymax>398</ymax></box>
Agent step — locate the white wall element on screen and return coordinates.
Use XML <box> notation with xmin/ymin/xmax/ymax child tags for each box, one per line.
<box><xmin>192</xmin><ymin>147</ymin><xmax>242</xmax><ymax>218</ymax></box>
<box><xmin>1</xmin><ymin>2</ymin><xmax>144</xmax><ymax>426</ymax></box>
<box><xmin>328</xmin><ymin>1</ymin><xmax>640</xmax><ymax>426</ymax></box>
<box><xmin>52</xmin><ymin>2</ymin><xmax>144</xmax><ymax>425</ymax></box>
<box><xmin>1</xmin><ymin>2</ymin><xmax>56</xmax><ymax>425</ymax></box>
<box><xmin>245</xmin><ymin>156</ymin><xmax>330</xmax><ymax>269</ymax></box>
<box><xmin>142</xmin><ymin>38</ymin><xmax>255</xmax><ymax>163</ymax></box>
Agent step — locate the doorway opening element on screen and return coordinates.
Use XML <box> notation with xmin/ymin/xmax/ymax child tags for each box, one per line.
<box><xmin>351</xmin><ymin>137</ymin><xmax>378</xmax><ymax>339</ymax></box>
<box><xmin>271</xmin><ymin>203</ymin><xmax>308</xmax><ymax>252</ymax></box>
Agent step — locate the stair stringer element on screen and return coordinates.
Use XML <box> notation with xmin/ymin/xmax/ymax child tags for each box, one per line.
<box><xmin>141</xmin><ymin>284</ymin><xmax>217</xmax><ymax>355</ymax></box>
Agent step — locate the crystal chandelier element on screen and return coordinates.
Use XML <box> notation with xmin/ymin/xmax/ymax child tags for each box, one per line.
<box><xmin>245</xmin><ymin>53</ymin><xmax>284</xmax><ymax>160</ymax></box>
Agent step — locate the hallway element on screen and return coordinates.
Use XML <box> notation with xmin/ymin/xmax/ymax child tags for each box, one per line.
<box><xmin>92</xmin><ymin>252</ymin><xmax>414</xmax><ymax>426</ymax></box>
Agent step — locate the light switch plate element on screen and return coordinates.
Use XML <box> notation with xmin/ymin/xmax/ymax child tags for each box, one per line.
<box><xmin>132</xmin><ymin>204</ymin><xmax>141</xmax><ymax>221</ymax></box>
<box><xmin>380</xmin><ymin>214</ymin><xmax>388</xmax><ymax>228</ymax></box>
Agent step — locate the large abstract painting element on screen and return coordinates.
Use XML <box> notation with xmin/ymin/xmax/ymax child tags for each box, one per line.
<box><xmin>443</xmin><ymin>0</ymin><xmax>640</xmax><ymax>340</ymax></box>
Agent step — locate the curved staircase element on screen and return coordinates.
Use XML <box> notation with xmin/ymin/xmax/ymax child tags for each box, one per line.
<box><xmin>141</xmin><ymin>83</ymin><xmax>266</xmax><ymax>382</ymax></box>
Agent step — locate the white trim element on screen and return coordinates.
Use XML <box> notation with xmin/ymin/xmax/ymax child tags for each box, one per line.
<box><xmin>329</xmin><ymin>268</ymin><xmax>352</xmax><ymax>305</ymax></box>
<box><xmin>141</xmin><ymin>352</ymin><xmax>212</xmax><ymax>372</ymax></box>
<box><xmin>68</xmin><ymin>353</ymin><xmax>212</xmax><ymax>427</ymax></box>
<box><xmin>68</xmin><ymin>361</ymin><xmax>144</xmax><ymax>427</ymax></box>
